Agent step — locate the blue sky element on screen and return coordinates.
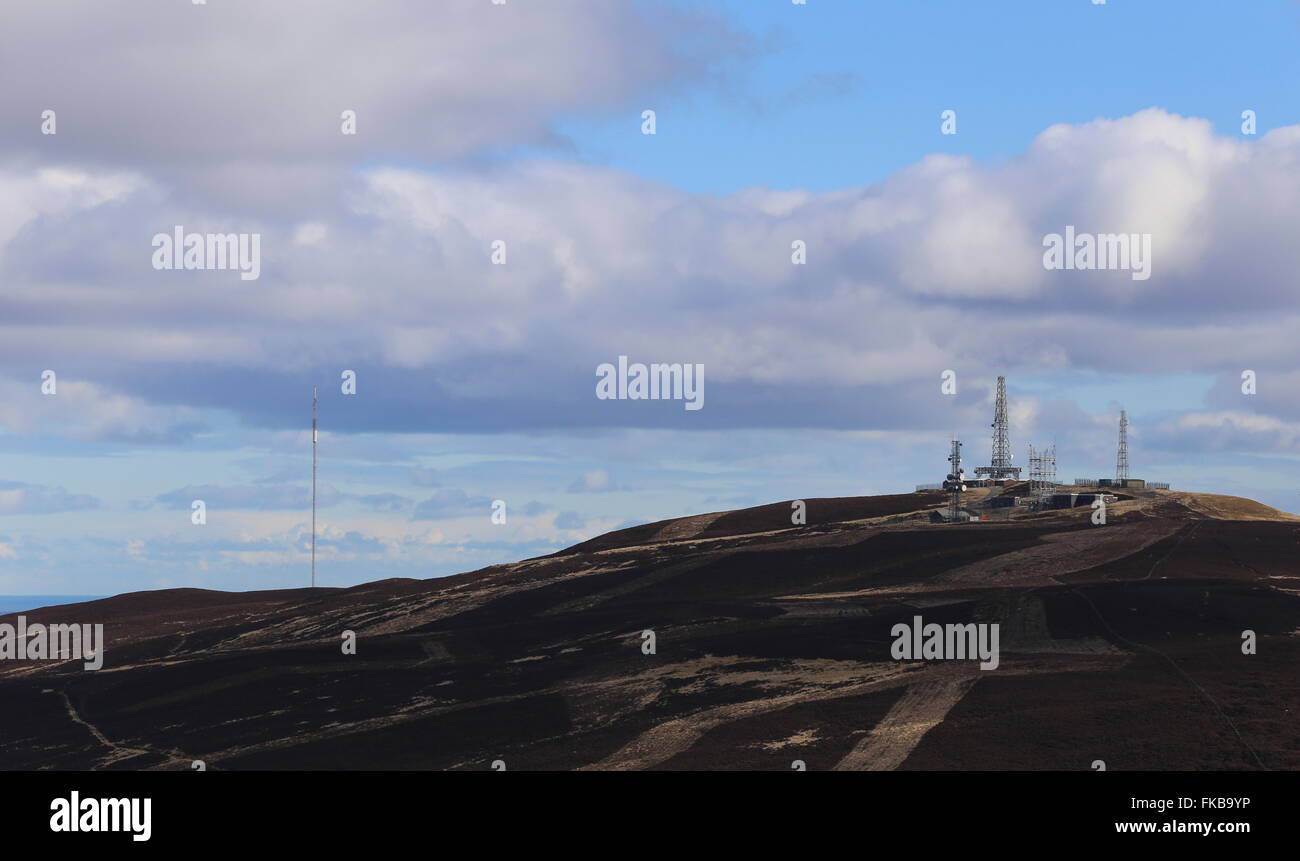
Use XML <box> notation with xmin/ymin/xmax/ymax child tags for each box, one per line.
<box><xmin>549</xmin><ymin>0</ymin><xmax>1300</xmax><ymax>193</ymax></box>
<box><xmin>1</xmin><ymin>0</ymin><xmax>1299</xmax><ymax>595</ymax></box>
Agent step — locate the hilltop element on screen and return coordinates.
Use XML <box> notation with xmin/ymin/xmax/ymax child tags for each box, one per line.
<box><xmin>1</xmin><ymin>488</ymin><xmax>1297</xmax><ymax>770</ymax></box>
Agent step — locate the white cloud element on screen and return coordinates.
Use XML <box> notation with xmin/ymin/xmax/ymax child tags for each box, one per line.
<box><xmin>568</xmin><ymin>469</ymin><xmax>616</xmax><ymax>493</ymax></box>
<box><xmin>1154</xmin><ymin>410</ymin><xmax>1300</xmax><ymax>452</ymax></box>
<box><xmin>293</xmin><ymin>222</ymin><xmax>329</xmax><ymax>246</ymax></box>
<box><xmin>0</xmin><ymin>376</ymin><xmax>201</xmax><ymax>443</ymax></box>
<box><xmin>3</xmin><ymin>109</ymin><xmax>1300</xmax><ymax>441</ymax></box>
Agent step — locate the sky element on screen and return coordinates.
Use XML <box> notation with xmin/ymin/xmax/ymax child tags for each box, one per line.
<box><xmin>1</xmin><ymin>0</ymin><xmax>1299</xmax><ymax>595</ymax></box>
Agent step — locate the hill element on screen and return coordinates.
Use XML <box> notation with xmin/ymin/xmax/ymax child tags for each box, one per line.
<box><xmin>1</xmin><ymin>489</ymin><xmax>1297</xmax><ymax>770</ymax></box>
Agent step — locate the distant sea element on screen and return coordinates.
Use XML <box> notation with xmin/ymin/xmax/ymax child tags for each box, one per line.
<box><xmin>0</xmin><ymin>595</ymin><xmax>108</xmax><ymax>615</ymax></box>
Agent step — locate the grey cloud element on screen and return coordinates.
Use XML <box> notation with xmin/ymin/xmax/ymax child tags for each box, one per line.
<box><xmin>353</xmin><ymin>492</ymin><xmax>412</xmax><ymax>512</ymax></box>
<box><xmin>411</xmin><ymin>488</ymin><xmax>492</xmax><ymax>520</ymax></box>
<box><xmin>155</xmin><ymin>483</ymin><xmax>341</xmax><ymax>510</ymax></box>
<box><xmin>567</xmin><ymin>470</ymin><xmax>622</xmax><ymax>493</ymax></box>
<box><xmin>0</xmin><ymin>480</ymin><xmax>99</xmax><ymax>515</ymax></box>
<box><xmin>0</xmin><ymin>1</ymin><xmax>747</xmax><ymax>188</ymax></box>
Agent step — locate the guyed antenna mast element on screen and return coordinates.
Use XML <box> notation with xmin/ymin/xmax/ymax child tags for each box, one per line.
<box><xmin>1116</xmin><ymin>409</ymin><xmax>1129</xmax><ymax>482</ymax></box>
<box><xmin>311</xmin><ymin>385</ymin><xmax>318</xmax><ymax>588</ymax></box>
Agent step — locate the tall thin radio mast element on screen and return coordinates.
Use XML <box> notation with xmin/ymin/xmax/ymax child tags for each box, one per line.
<box><xmin>990</xmin><ymin>376</ymin><xmax>1011</xmax><ymax>472</ymax></box>
<box><xmin>975</xmin><ymin>375</ymin><xmax>1021</xmax><ymax>481</ymax></box>
<box><xmin>311</xmin><ymin>385</ymin><xmax>318</xmax><ymax>588</ymax></box>
<box><xmin>1116</xmin><ymin>409</ymin><xmax>1129</xmax><ymax>482</ymax></box>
